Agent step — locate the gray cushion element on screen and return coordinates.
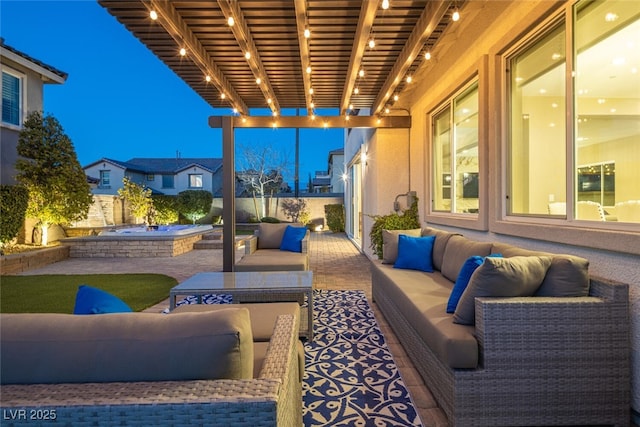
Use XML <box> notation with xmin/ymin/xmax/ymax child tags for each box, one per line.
<box><xmin>441</xmin><ymin>235</ymin><xmax>492</xmax><ymax>282</ymax></box>
<box><xmin>257</xmin><ymin>223</ymin><xmax>302</xmax><ymax>249</ymax></box>
<box><xmin>536</xmin><ymin>255</ymin><xmax>590</xmax><ymax>297</ymax></box>
<box><xmin>491</xmin><ymin>243</ymin><xmax>590</xmax><ymax>297</ymax></box>
<box><xmin>422</xmin><ymin>227</ymin><xmax>460</xmax><ymax>271</ymax></box>
<box><xmin>236</xmin><ymin>249</ymin><xmax>308</xmax><ymax>271</ymax></box>
<box><xmin>453</xmin><ymin>256</ymin><xmax>552</xmax><ymax>325</ymax></box>
<box><xmin>0</xmin><ymin>309</ymin><xmax>254</xmax><ymax>384</ymax></box>
<box><xmin>382</xmin><ymin>229</ymin><xmax>422</xmax><ymax>264</ymax></box>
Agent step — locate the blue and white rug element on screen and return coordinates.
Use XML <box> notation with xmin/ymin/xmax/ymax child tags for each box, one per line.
<box><xmin>174</xmin><ymin>290</ymin><xmax>422</xmax><ymax>426</ymax></box>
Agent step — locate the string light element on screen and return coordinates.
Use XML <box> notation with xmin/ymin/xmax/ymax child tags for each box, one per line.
<box><xmin>233</xmin><ymin>108</ymin><xmax>238</xmax><ymax>114</ymax></box>
<box><xmin>179</xmin><ymin>47</ymin><xmax>186</xmax><ymax>56</ymax></box>
<box><xmin>349</xmin><ymin>103</ymin><xmax>354</xmax><ymax>110</ymax></box>
<box><xmin>256</xmin><ymin>77</ymin><xmax>262</xmax><ymax>84</ymax></box>
<box><xmin>354</xmin><ymin>87</ymin><xmax>359</xmax><ymax>95</ymax></box>
<box><xmin>381</xmin><ymin>0</ymin><xmax>390</xmax><ymax>10</ymax></box>
<box><xmin>306</xmin><ymin>65</ymin><xmax>312</xmax><ymax>74</ymax></box>
<box><xmin>406</xmin><ymin>75</ymin><xmax>412</xmax><ymax>83</ymax></box>
<box><xmin>267</xmin><ymin>98</ymin><xmax>272</xmax><ymax>104</ymax></box>
<box><xmin>393</xmin><ymin>94</ymin><xmax>399</xmax><ymax>101</ymax></box>
<box><xmin>205</xmin><ymin>75</ymin><xmax>211</xmax><ymax>82</ymax></box>
<box><xmin>359</xmin><ymin>69</ymin><xmax>365</xmax><ymax>77</ymax></box>
<box><xmin>220</xmin><ymin>93</ymin><xmax>226</xmax><ymax>100</ymax></box>
<box><xmin>244</xmin><ymin>51</ymin><xmax>251</xmax><ymax>60</ymax></box>
<box><xmin>368</xmin><ymin>39</ymin><xmax>375</xmax><ymax>49</ymax></box>
<box><xmin>227</xmin><ymin>16</ymin><xmax>235</xmax><ymax>26</ymax></box>
<box><xmin>452</xmin><ymin>8</ymin><xmax>460</xmax><ymax>21</ymax></box>
<box><xmin>149</xmin><ymin>10</ymin><xmax>158</xmax><ymax>20</ymax></box>
<box><xmin>310</xmin><ymin>101</ymin><xmax>315</xmax><ymax>108</ymax></box>
<box><xmin>309</xmin><ymin>88</ymin><xmax>314</xmax><ymax>95</ymax></box>
<box><xmin>385</xmin><ymin>107</ymin><xmax>390</xmax><ymax>114</ymax></box>
<box><xmin>424</xmin><ymin>51</ymin><xmax>431</xmax><ymax>60</ymax></box>
<box><xmin>272</xmin><ymin>111</ymin><xmax>278</xmax><ymax>117</ymax></box>
<box><xmin>304</xmin><ymin>28</ymin><xmax>311</xmax><ymax>38</ymax></box>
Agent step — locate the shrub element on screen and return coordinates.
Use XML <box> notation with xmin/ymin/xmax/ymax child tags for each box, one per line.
<box><xmin>324</xmin><ymin>204</ymin><xmax>345</xmax><ymax>232</ymax></box>
<box><xmin>152</xmin><ymin>195</ymin><xmax>179</xmax><ymax>225</ymax></box>
<box><xmin>118</xmin><ymin>177</ymin><xmax>152</xmax><ymax>223</ymax></box>
<box><xmin>0</xmin><ymin>185</ymin><xmax>29</xmax><ymax>245</ymax></box>
<box><xmin>281</xmin><ymin>198</ymin><xmax>310</xmax><ymax>224</ymax></box>
<box><xmin>177</xmin><ymin>190</ymin><xmax>213</xmax><ymax>224</ymax></box>
<box><xmin>260</xmin><ymin>216</ymin><xmax>280</xmax><ymax>223</ymax></box>
<box><xmin>368</xmin><ymin>198</ymin><xmax>419</xmax><ymax>259</ymax></box>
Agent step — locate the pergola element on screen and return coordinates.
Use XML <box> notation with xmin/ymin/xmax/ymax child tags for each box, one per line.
<box><xmin>98</xmin><ymin>0</ymin><xmax>463</xmax><ymax>269</ymax></box>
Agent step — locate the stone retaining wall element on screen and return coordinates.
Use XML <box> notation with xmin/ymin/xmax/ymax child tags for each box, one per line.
<box><xmin>0</xmin><ymin>246</ymin><xmax>70</xmax><ymax>275</ymax></box>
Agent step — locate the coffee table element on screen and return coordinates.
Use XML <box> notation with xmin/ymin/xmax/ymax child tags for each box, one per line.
<box><xmin>169</xmin><ymin>271</ymin><xmax>313</xmax><ymax>340</ymax></box>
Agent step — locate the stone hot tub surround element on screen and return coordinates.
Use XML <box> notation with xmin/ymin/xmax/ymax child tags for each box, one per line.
<box><xmin>62</xmin><ymin>225</ymin><xmax>214</xmax><ymax>258</ymax></box>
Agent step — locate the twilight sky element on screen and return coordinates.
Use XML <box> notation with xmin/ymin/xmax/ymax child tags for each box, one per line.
<box><xmin>1</xmin><ymin>0</ymin><xmax>344</xmax><ymax>185</ymax></box>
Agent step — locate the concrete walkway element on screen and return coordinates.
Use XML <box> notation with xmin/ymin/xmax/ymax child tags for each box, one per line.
<box><xmin>17</xmin><ymin>231</ymin><xmax>448</xmax><ymax>426</ymax></box>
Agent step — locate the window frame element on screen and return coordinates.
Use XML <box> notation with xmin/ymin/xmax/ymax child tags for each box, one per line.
<box><xmin>494</xmin><ymin>1</ymin><xmax>639</xmax><ymax>255</ymax></box>
<box><xmin>188</xmin><ymin>173</ymin><xmax>203</xmax><ymax>189</ymax></box>
<box><xmin>1</xmin><ymin>67</ymin><xmax>25</xmax><ymax>129</ymax></box>
<box><xmin>424</xmin><ymin>56</ymin><xmax>489</xmax><ymax>231</ymax></box>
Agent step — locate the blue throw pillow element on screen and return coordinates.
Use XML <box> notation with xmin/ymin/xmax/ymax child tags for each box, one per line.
<box><xmin>446</xmin><ymin>254</ymin><xmax>503</xmax><ymax>313</ymax></box>
<box><xmin>279</xmin><ymin>225</ymin><xmax>307</xmax><ymax>253</ymax></box>
<box><xmin>73</xmin><ymin>285</ymin><xmax>133</xmax><ymax>315</ymax></box>
<box><xmin>393</xmin><ymin>234</ymin><xmax>436</xmax><ymax>272</ymax></box>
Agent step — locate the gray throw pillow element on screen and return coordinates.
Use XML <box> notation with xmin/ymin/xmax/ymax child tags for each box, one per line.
<box><xmin>381</xmin><ymin>229</ymin><xmax>422</xmax><ymax>264</ymax></box>
<box><xmin>453</xmin><ymin>255</ymin><xmax>552</xmax><ymax>325</ymax></box>
<box><xmin>535</xmin><ymin>255</ymin><xmax>590</xmax><ymax>297</ymax></box>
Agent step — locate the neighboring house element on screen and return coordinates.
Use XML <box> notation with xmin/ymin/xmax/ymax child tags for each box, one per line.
<box><xmin>83</xmin><ymin>157</ymin><xmax>224</xmax><ymax>196</ymax></box>
<box><xmin>0</xmin><ymin>38</ymin><xmax>67</xmax><ymax>185</ymax></box>
<box><xmin>312</xmin><ymin>148</ymin><xmax>344</xmax><ymax>193</ymax></box>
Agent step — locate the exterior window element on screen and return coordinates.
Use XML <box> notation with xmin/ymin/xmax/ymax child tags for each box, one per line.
<box><xmin>574</xmin><ymin>0</ymin><xmax>639</xmax><ymax>223</ymax></box>
<box><xmin>508</xmin><ymin>23</ymin><xmax>566</xmax><ymax>216</ymax></box>
<box><xmin>99</xmin><ymin>170</ymin><xmax>110</xmax><ymax>188</ymax></box>
<box><xmin>2</xmin><ymin>70</ymin><xmax>22</xmax><ymax>126</ymax></box>
<box><xmin>432</xmin><ymin>81</ymin><xmax>479</xmax><ymax>214</ymax></box>
<box><xmin>508</xmin><ymin>0</ymin><xmax>639</xmax><ymax>223</ymax></box>
<box><xmin>189</xmin><ymin>174</ymin><xmax>203</xmax><ymax>188</ymax></box>
<box><xmin>162</xmin><ymin>174</ymin><xmax>174</xmax><ymax>189</ymax></box>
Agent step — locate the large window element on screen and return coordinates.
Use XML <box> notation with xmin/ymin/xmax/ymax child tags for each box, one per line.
<box><xmin>432</xmin><ymin>81</ymin><xmax>479</xmax><ymax>214</ymax></box>
<box><xmin>162</xmin><ymin>174</ymin><xmax>174</xmax><ymax>189</ymax></box>
<box><xmin>99</xmin><ymin>170</ymin><xmax>110</xmax><ymax>188</ymax></box>
<box><xmin>2</xmin><ymin>70</ymin><xmax>23</xmax><ymax>127</ymax></box>
<box><xmin>189</xmin><ymin>174</ymin><xmax>203</xmax><ymax>188</ymax></box>
<box><xmin>507</xmin><ymin>0</ymin><xmax>639</xmax><ymax>223</ymax></box>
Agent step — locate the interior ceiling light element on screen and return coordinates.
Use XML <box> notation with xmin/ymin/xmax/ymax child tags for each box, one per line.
<box><xmin>354</xmin><ymin>87</ymin><xmax>360</xmax><ymax>95</ymax></box>
<box><xmin>205</xmin><ymin>75</ymin><xmax>211</xmax><ymax>82</ymax></box>
<box><xmin>256</xmin><ymin>77</ymin><xmax>262</xmax><ymax>84</ymax></box>
<box><xmin>393</xmin><ymin>94</ymin><xmax>399</xmax><ymax>101</ymax></box>
<box><xmin>227</xmin><ymin>16</ymin><xmax>235</xmax><ymax>26</ymax></box>
<box><xmin>368</xmin><ymin>39</ymin><xmax>375</xmax><ymax>49</ymax></box>
<box><xmin>306</xmin><ymin>65</ymin><xmax>312</xmax><ymax>74</ymax></box>
<box><xmin>149</xmin><ymin>10</ymin><xmax>158</xmax><ymax>20</ymax></box>
<box><xmin>425</xmin><ymin>51</ymin><xmax>432</xmax><ymax>60</ymax></box>
<box><xmin>310</xmin><ymin>101</ymin><xmax>315</xmax><ymax>108</ymax></box>
<box><xmin>220</xmin><ymin>93</ymin><xmax>226</xmax><ymax>99</ymax></box>
<box><xmin>349</xmin><ymin>103</ymin><xmax>354</xmax><ymax>110</ymax></box>
<box><xmin>304</xmin><ymin>28</ymin><xmax>311</xmax><ymax>38</ymax></box>
<box><xmin>452</xmin><ymin>8</ymin><xmax>460</xmax><ymax>21</ymax></box>
<box><xmin>309</xmin><ymin>88</ymin><xmax>314</xmax><ymax>95</ymax></box>
<box><xmin>385</xmin><ymin>107</ymin><xmax>390</xmax><ymax>113</ymax></box>
<box><xmin>233</xmin><ymin>108</ymin><xmax>238</xmax><ymax>114</ymax></box>
<box><xmin>406</xmin><ymin>75</ymin><xmax>412</xmax><ymax>83</ymax></box>
<box><xmin>244</xmin><ymin>51</ymin><xmax>251</xmax><ymax>60</ymax></box>
<box><xmin>179</xmin><ymin>47</ymin><xmax>186</xmax><ymax>56</ymax></box>
<box><xmin>359</xmin><ymin>69</ymin><xmax>365</xmax><ymax>78</ymax></box>
<box><xmin>267</xmin><ymin>98</ymin><xmax>272</xmax><ymax>104</ymax></box>
<box><xmin>382</xmin><ymin>0</ymin><xmax>390</xmax><ymax>10</ymax></box>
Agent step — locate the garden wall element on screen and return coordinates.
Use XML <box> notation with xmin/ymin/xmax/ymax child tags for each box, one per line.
<box><xmin>0</xmin><ymin>246</ymin><xmax>70</xmax><ymax>275</ymax></box>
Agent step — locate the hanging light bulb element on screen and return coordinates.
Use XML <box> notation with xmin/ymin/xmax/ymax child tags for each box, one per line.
<box><xmin>179</xmin><ymin>47</ymin><xmax>186</xmax><ymax>56</ymax></box>
<box><xmin>309</xmin><ymin>88</ymin><xmax>314</xmax><ymax>95</ymax></box>
<box><xmin>272</xmin><ymin>111</ymin><xmax>278</xmax><ymax>117</ymax></box>
<box><xmin>424</xmin><ymin>51</ymin><xmax>431</xmax><ymax>60</ymax></box>
<box><xmin>256</xmin><ymin>77</ymin><xmax>262</xmax><ymax>85</ymax></box>
<box><xmin>149</xmin><ymin>10</ymin><xmax>158</xmax><ymax>20</ymax></box>
<box><xmin>385</xmin><ymin>107</ymin><xmax>390</xmax><ymax>114</ymax></box>
<box><xmin>311</xmin><ymin>114</ymin><xmax>316</xmax><ymax>120</ymax></box>
<box><xmin>267</xmin><ymin>98</ymin><xmax>272</xmax><ymax>104</ymax></box>
<box><xmin>354</xmin><ymin>87</ymin><xmax>359</xmax><ymax>95</ymax></box>
<box><xmin>406</xmin><ymin>75</ymin><xmax>412</xmax><ymax>83</ymax></box>
<box><xmin>304</xmin><ymin>28</ymin><xmax>311</xmax><ymax>38</ymax></box>
<box><xmin>227</xmin><ymin>16</ymin><xmax>235</xmax><ymax>26</ymax></box>
<box><xmin>220</xmin><ymin>93</ymin><xmax>226</xmax><ymax>100</ymax></box>
<box><xmin>382</xmin><ymin>0</ymin><xmax>390</xmax><ymax>10</ymax></box>
<box><xmin>233</xmin><ymin>108</ymin><xmax>238</xmax><ymax>114</ymax></box>
<box><xmin>359</xmin><ymin>69</ymin><xmax>365</xmax><ymax>78</ymax></box>
<box><xmin>452</xmin><ymin>8</ymin><xmax>460</xmax><ymax>21</ymax></box>
<box><xmin>306</xmin><ymin>65</ymin><xmax>312</xmax><ymax>74</ymax></box>
<box><xmin>205</xmin><ymin>75</ymin><xmax>211</xmax><ymax>82</ymax></box>
<box><xmin>368</xmin><ymin>39</ymin><xmax>375</xmax><ymax>49</ymax></box>
<box><xmin>349</xmin><ymin>103</ymin><xmax>354</xmax><ymax>110</ymax></box>
<box><xmin>245</xmin><ymin>51</ymin><xmax>251</xmax><ymax>60</ymax></box>
<box><xmin>310</xmin><ymin>101</ymin><xmax>315</xmax><ymax>109</ymax></box>
<box><xmin>393</xmin><ymin>94</ymin><xmax>399</xmax><ymax>101</ymax></box>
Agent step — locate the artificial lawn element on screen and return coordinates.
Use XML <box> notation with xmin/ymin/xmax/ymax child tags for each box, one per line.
<box><xmin>0</xmin><ymin>274</ymin><xmax>177</xmax><ymax>313</ymax></box>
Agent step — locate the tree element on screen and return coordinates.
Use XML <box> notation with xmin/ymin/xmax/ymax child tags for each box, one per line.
<box><xmin>16</xmin><ymin>111</ymin><xmax>92</xmax><ymax>245</ymax></box>
<box><xmin>117</xmin><ymin>177</ymin><xmax>153</xmax><ymax>224</ymax></box>
<box><xmin>236</xmin><ymin>143</ymin><xmax>290</xmax><ymax>219</ymax></box>
<box><xmin>281</xmin><ymin>198</ymin><xmax>310</xmax><ymax>224</ymax></box>
<box><xmin>177</xmin><ymin>190</ymin><xmax>212</xmax><ymax>224</ymax></box>
<box><xmin>0</xmin><ymin>185</ymin><xmax>29</xmax><ymax>248</ymax></box>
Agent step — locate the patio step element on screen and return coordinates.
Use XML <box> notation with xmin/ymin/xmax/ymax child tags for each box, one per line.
<box><xmin>193</xmin><ymin>235</ymin><xmax>247</xmax><ymax>250</ymax></box>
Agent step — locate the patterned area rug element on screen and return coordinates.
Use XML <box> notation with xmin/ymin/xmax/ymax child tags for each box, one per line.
<box><xmin>175</xmin><ymin>290</ymin><xmax>422</xmax><ymax>427</ymax></box>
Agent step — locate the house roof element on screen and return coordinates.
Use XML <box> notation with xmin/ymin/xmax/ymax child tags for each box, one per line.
<box><xmin>98</xmin><ymin>1</ymin><xmax>463</xmax><ymax>117</ymax></box>
<box><xmin>0</xmin><ymin>38</ymin><xmax>68</xmax><ymax>83</ymax></box>
<box><xmin>84</xmin><ymin>157</ymin><xmax>223</xmax><ymax>174</ymax></box>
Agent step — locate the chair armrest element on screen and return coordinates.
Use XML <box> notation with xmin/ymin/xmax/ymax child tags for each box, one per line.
<box><xmin>301</xmin><ymin>230</ymin><xmax>310</xmax><ymax>254</ymax></box>
<box><xmin>475</xmin><ymin>296</ymin><xmax>629</xmax><ymax>370</ymax></box>
<box><xmin>244</xmin><ymin>235</ymin><xmax>258</xmax><ymax>255</ymax></box>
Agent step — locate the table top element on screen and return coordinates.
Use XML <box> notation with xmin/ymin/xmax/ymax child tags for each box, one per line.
<box><xmin>171</xmin><ymin>271</ymin><xmax>313</xmax><ymax>292</ymax></box>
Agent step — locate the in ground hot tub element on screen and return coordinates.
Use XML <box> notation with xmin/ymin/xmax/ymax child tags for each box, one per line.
<box><xmin>63</xmin><ymin>225</ymin><xmax>214</xmax><ymax>258</ymax></box>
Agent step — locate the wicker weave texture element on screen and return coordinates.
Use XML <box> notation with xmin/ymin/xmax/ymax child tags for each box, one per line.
<box><xmin>0</xmin><ymin>315</ymin><xmax>302</xmax><ymax>427</ymax></box>
<box><xmin>373</xmin><ymin>268</ymin><xmax>630</xmax><ymax>427</ymax></box>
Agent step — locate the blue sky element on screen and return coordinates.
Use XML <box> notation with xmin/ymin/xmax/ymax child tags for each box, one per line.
<box><xmin>1</xmin><ymin>0</ymin><xmax>343</xmax><ymax>185</ymax></box>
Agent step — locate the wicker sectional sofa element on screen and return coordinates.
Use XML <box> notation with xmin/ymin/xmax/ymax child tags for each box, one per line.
<box><xmin>372</xmin><ymin>227</ymin><xmax>630</xmax><ymax>426</ymax></box>
<box><xmin>236</xmin><ymin>222</ymin><xmax>310</xmax><ymax>272</ymax></box>
<box><xmin>0</xmin><ymin>303</ymin><xmax>303</xmax><ymax>427</ymax></box>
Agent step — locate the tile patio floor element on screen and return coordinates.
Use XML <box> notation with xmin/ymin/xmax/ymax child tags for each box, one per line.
<box><xmin>19</xmin><ymin>231</ymin><xmax>449</xmax><ymax>426</ymax></box>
